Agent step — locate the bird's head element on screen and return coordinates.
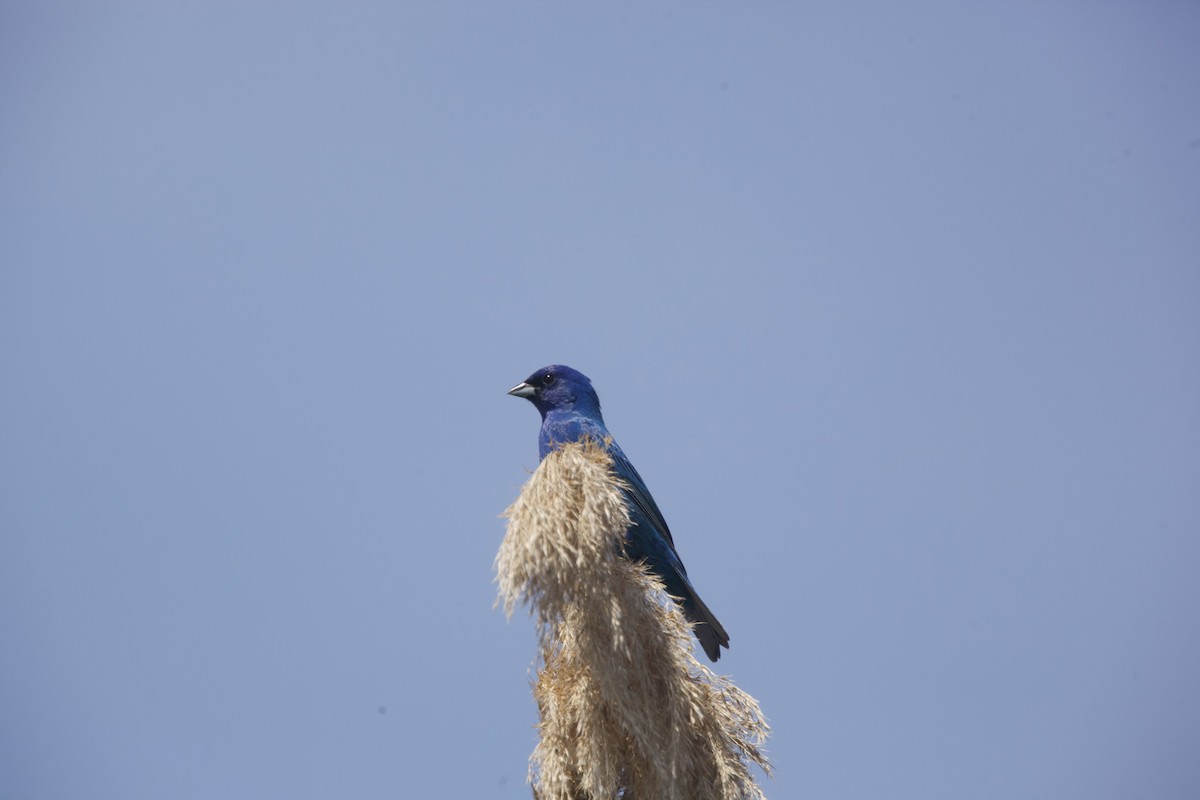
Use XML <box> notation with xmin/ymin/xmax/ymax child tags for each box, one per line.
<box><xmin>508</xmin><ymin>364</ymin><xmax>601</xmax><ymax>418</ymax></box>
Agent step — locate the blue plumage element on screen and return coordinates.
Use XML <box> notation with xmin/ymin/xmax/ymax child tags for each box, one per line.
<box><xmin>508</xmin><ymin>365</ymin><xmax>730</xmax><ymax>662</ymax></box>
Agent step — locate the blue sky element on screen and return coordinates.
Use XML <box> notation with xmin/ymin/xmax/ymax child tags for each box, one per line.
<box><xmin>3</xmin><ymin>3</ymin><xmax>1198</xmax><ymax>798</ymax></box>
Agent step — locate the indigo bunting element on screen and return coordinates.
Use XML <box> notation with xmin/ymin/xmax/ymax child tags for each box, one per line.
<box><xmin>508</xmin><ymin>365</ymin><xmax>730</xmax><ymax>662</ymax></box>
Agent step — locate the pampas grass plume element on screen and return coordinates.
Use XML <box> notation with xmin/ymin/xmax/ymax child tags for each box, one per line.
<box><xmin>497</xmin><ymin>440</ymin><xmax>770</xmax><ymax>800</ymax></box>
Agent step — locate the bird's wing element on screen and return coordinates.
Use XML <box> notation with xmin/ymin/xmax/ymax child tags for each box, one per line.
<box><xmin>607</xmin><ymin>445</ymin><xmax>679</xmax><ymax>552</ymax></box>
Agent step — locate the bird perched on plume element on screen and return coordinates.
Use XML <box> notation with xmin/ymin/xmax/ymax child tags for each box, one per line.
<box><xmin>508</xmin><ymin>365</ymin><xmax>730</xmax><ymax>662</ymax></box>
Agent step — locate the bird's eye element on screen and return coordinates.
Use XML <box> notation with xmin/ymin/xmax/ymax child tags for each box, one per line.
<box><xmin>543</xmin><ymin>373</ymin><xmax>556</xmax><ymax>386</ymax></box>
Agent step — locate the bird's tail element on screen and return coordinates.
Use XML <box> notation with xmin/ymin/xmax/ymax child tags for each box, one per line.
<box><xmin>680</xmin><ymin>586</ymin><xmax>730</xmax><ymax>663</ymax></box>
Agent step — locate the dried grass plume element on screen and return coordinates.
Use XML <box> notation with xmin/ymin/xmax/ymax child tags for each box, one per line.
<box><xmin>497</xmin><ymin>439</ymin><xmax>770</xmax><ymax>800</ymax></box>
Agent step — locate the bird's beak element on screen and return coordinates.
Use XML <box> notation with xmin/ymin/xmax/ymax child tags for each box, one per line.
<box><xmin>507</xmin><ymin>381</ymin><xmax>536</xmax><ymax>399</ymax></box>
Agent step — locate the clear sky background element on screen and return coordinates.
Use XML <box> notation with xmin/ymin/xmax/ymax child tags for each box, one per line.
<box><xmin>3</xmin><ymin>3</ymin><xmax>1198</xmax><ymax>799</ymax></box>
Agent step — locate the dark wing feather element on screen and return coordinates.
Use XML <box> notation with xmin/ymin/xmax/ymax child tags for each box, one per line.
<box><xmin>606</xmin><ymin>442</ymin><xmax>730</xmax><ymax>661</ymax></box>
<box><xmin>607</xmin><ymin>445</ymin><xmax>679</xmax><ymax>552</ymax></box>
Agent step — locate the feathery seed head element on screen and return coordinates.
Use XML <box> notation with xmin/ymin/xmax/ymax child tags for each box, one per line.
<box><xmin>497</xmin><ymin>441</ymin><xmax>771</xmax><ymax>800</ymax></box>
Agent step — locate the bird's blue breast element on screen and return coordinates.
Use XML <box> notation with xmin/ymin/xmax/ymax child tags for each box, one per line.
<box><xmin>538</xmin><ymin>411</ymin><xmax>610</xmax><ymax>460</ymax></box>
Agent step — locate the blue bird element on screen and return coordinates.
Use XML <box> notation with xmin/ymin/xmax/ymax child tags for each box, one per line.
<box><xmin>508</xmin><ymin>365</ymin><xmax>730</xmax><ymax>662</ymax></box>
